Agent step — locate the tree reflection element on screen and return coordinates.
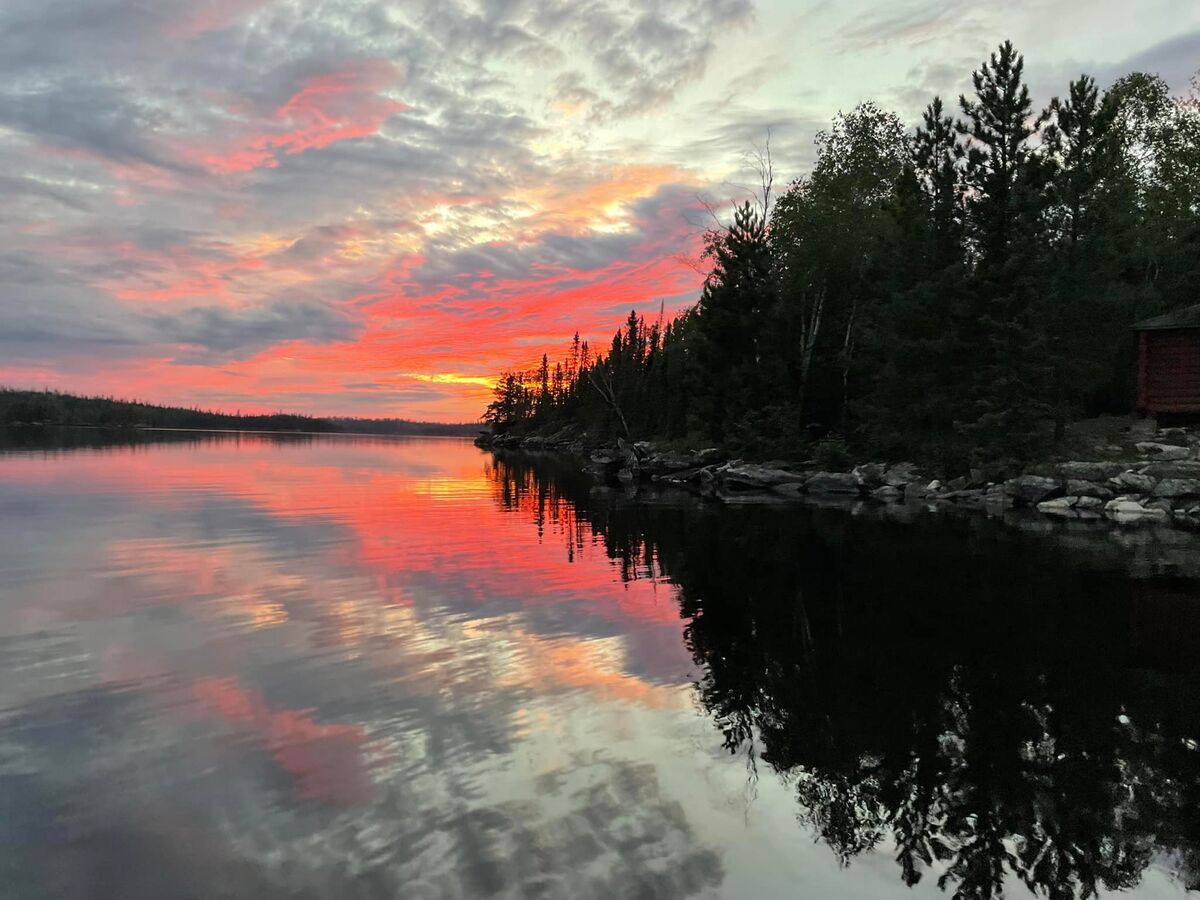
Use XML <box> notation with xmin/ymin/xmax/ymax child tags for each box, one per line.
<box><xmin>487</xmin><ymin>454</ymin><xmax>1200</xmax><ymax>897</ymax></box>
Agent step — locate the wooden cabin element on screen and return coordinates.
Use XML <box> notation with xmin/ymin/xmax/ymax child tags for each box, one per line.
<box><xmin>1134</xmin><ymin>304</ymin><xmax>1200</xmax><ymax>417</ymax></box>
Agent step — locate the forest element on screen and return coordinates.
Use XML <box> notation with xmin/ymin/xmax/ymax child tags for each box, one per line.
<box><xmin>0</xmin><ymin>389</ymin><xmax>478</xmax><ymax>436</ymax></box>
<box><xmin>483</xmin><ymin>42</ymin><xmax>1200</xmax><ymax>475</ymax></box>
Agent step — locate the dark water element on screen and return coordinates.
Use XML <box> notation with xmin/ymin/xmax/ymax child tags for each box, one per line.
<box><xmin>2</xmin><ymin>430</ymin><xmax>1199</xmax><ymax>899</ymax></box>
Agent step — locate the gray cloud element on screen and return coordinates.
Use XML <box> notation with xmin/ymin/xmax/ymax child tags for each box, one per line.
<box><xmin>0</xmin><ymin>252</ymin><xmax>356</xmax><ymax>363</ymax></box>
<box><xmin>1098</xmin><ymin>30</ymin><xmax>1200</xmax><ymax>92</ymax></box>
<box><xmin>153</xmin><ymin>299</ymin><xmax>358</xmax><ymax>359</ymax></box>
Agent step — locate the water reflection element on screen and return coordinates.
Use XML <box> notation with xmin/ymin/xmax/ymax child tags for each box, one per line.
<box><xmin>0</xmin><ymin>431</ymin><xmax>722</xmax><ymax>900</ymax></box>
<box><xmin>489</xmin><ymin>451</ymin><xmax>1200</xmax><ymax>898</ymax></box>
<box><xmin>1</xmin><ymin>431</ymin><xmax>1198</xmax><ymax>898</ymax></box>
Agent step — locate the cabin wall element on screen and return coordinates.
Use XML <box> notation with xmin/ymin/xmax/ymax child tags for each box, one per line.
<box><xmin>1138</xmin><ymin>329</ymin><xmax>1200</xmax><ymax>415</ymax></box>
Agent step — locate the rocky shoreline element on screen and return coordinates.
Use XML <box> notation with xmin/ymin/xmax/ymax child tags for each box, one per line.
<box><xmin>477</xmin><ymin>426</ymin><xmax>1200</xmax><ymax>530</ymax></box>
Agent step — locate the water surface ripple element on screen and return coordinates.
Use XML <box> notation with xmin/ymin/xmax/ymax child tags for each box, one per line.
<box><xmin>1</xmin><ymin>430</ymin><xmax>1198</xmax><ymax>899</ymax></box>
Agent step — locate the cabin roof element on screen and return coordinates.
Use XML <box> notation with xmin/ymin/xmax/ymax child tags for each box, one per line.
<box><xmin>1134</xmin><ymin>303</ymin><xmax>1200</xmax><ymax>331</ymax></box>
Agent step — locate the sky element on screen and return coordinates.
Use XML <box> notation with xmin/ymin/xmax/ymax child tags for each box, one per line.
<box><xmin>0</xmin><ymin>0</ymin><xmax>1197</xmax><ymax>422</ymax></box>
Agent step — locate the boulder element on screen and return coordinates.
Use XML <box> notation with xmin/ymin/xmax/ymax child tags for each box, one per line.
<box><xmin>1037</xmin><ymin>497</ymin><xmax>1077</xmax><ymax>514</ymax></box>
<box><xmin>1003</xmin><ymin>475</ymin><xmax>1063</xmax><ymax>506</ymax></box>
<box><xmin>1152</xmin><ymin>478</ymin><xmax>1200</xmax><ymax>498</ymax></box>
<box><xmin>1114</xmin><ymin>471</ymin><xmax>1156</xmax><ymax>493</ymax></box>
<box><xmin>616</xmin><ymin>437</ymin><xmax>640</xmax><ymax>467</ymax></box>
<box><xmin>657</xmin><ymin>466</ymin><xmax>706</xmax><ymax>485</ymax></box>
<box><xmin>805</xmin><ymin>471</ymin><xmax>863</xmax><ymax>495</ymax></box>
<box><xmin>616</xmin><ymin>467</ymin><xmax>637</xmax><ymax>484</ymax></box>
<box><xmin>643</xmin><ymin>450</ymin><xmax>699</xmax><ymax>476</ymax></box>
<box><xmin>1065</xmin><ymin>479</ymin><xmax>1114</xmax><ymax>500</ymax></box>
<box><xmin>852</xmin><ymin>463</ymin><xmax>888</xmax><ymax>489</ymax></box>
<box><xmin>1105</xmin><ymin>499</ymin><xmax>1170</xmax><ymax>524</ymax></box>
<box><xmin>720</xmin><ymin>464</ymin><xmax>806</xmax><ymax>490</ymax></box>
<box><xmin>944</xmin><ymin>488</ymin><xmax>987</xmax><ymax>506</ymax></box>
<box><xmin>1136</xmin><ymin>441</ymin><xmax>1192</xmax><ymax>460</ymax></box>
<box><xmin>985</xmin><ymin>484</ymin><xmax>1013</xmax><ymax>505</ymax></box>
<box><xmin>1142</xmin><ymin>461</ymin><xmax>1200</xmax><ymax>479</ymax></box>
<box><xmin>1075</xmin><ymin>496</ymin><xmax>1105</xmax><ymax>510</ymax></box>
<box><xmin>694</xmin><ymin>448</ymin><xmax>726</xmax><ymax>466</ymax></box>
<box><xmin>1057</xmin><ymin>461</ymin><xmax>1129</xmax><ymax>482</ymax></box>
<box><xmin>883</xmin><ymin>462</ymin><xmax>921</xmax><ymax>487</ymax></box>
<box><xmin>870</xmin><ymin>485</ymin><xmax>904</xmax><ymax>503</ymax></box>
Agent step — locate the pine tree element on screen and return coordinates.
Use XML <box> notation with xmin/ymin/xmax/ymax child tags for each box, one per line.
<box><xmin>694</xmin><ymin>201</ymin><xmax>774</xmax><ymax>441</ymax></box>
<box><xmin>956</xmin><ymin>41</ymin><xmax>1053</xmax><ymax>469</ymax></box>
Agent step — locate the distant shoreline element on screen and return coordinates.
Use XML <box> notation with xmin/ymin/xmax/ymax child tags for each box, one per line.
<box><xmin>0</xmin><ymin>388</ymin><xmax>481</xmax><ymax>437</ymax></box>
<box><xmin>2</xmin><ymin>423</ymin><xmax>478</xmax><ymax>439</ymax></box>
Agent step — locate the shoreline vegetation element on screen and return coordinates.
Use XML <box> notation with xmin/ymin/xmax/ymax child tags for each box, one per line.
<box><xmin>0</xmin><ymin>388</ymin><xmax>479</xmax><ymax>437</ymax></box>
<box><xmin>475</xmin><ymin>422</ymin><xmax>1200</xmax><ymax>531</ymax></box>
<box><xmin>478</xmin><ymin>42</ymin><xmax>1200</xmax><ymax>510</ymax></box>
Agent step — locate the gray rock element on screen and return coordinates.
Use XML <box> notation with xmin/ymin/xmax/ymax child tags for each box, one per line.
<box><xmin>1115</xmin><ymin>471</ymin><xmax>1156</xmax><ymax>493</ymax></box>
<box><xmin>870</xmin><ymin>485</ymin><xmax>904</xmax><ymax>503</ymax></box>
<box><xmin>616</xmin><ymin>466</ymin><xmax>637</xmax><ymax>484</ymax></box>
<box><xmin>644</xmin><ymin>450</ymin><xmax>699</xmax><ymax>476</ymax></box>
<box><xmin>1004</xmin><ymin>475</ymin><xmax>1063</xmax><ymax>506</ymax></box>
<box><xmin>721</xmin><ymin>464</ymin><xmax>806</xmax><ymax>490</ymax></box>
<box><xmin>945</xmin><ymin>476</ymin><xmax>970</xmax><ymax>493</ymax></box>
<box><xmin>656</xmin><ymin>466</ymin><xmax>705</xmax><ymax>485</ymax></box>
<box><xmin>1075</xmin><ymin>496</ymin><xmax>1105</xmax><ymax>510</ymax></box>
<box><xmin>1136</xmin><ymin>441</ymin><xmax>1192</xmax><ymax>460</ymax></box>
<box><xmin>1057</xmin><ymin>461</ymin><xmax>1129</xmax><ymax>481</ymax></box>
<box><xmin>1105</xmin><ymin>499</ymin><xmax>1170</xmax><ymax>523</ymax></box>
<box><xmin>616</xmin><ymin>437</ymin><xmax>640</xmax><ymax>467</ymax></box>
<box><xmin>883</xmin><ymin>462</ymin><xmax>921</xmax><ymax>487</ymax></box>
<box><xmin>1142</xmin><ymin>461</ymin><xmax>1200</xmax><ymax>479</ymax></box>
<box><xmin>1152</xmin><ymin>478</ymin><xmax>1200</xmax><ymax>498</ymax></box>
<box><xmin>805</xmin><ymin>471</ymin><xmax>863</xmax><ymax>495</ymax></box>
<box><xmin>1065</xmin><ymin>479</ymin><xmax>1114</xmax><ymax>500</ymax></box>
<box><xmin>694</xmin><ymin>448</ymin><xmax>726</xmax><ymax>466</ymax></box>
<box><xmin>852</xmin><ymin>463</ymin><xmax>888</xmax><ymax>489</ymax></box>
<box><xmin>904</xmin><ymin>482</ymin><xmax>928</xmax><ymax>502</ymax></box>
<box><xmin>945</xmin><ymin>488</ymin><xmax>987</xmax><ymax>506</ymax></box>
<box><xmin>1037</xmin><ymin>497</ymin><xmax>1077</xmax><ymax>513</ymax></box>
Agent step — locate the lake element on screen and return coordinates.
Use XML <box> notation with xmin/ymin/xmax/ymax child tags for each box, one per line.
<box><xmin>2</xmin><ymin>430</ymin><xmax>1199</xmax><ymax>899</ymax></box>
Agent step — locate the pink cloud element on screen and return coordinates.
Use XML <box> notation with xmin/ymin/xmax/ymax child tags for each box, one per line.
<box><xmin>191</xmin><ymin>60</ymin><xmax>406</xmax><ymax>174</ymax></box>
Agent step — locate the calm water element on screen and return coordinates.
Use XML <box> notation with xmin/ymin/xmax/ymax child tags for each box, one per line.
<box><xmin>2</xmin><ymin>430</ymin><xmax>1200</xmax><ymax>899</ymax></box>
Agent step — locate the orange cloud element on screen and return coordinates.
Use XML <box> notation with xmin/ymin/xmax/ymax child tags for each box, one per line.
<box><xmin>194</xmin><ymin>60</ymin><xmax>406</xmax><ymax>174</ymax></box>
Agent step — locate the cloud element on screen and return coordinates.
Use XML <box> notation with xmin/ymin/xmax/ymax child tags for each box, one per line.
<box><xmin>188</xmin><ymin>59</ymin><xmax>407</xmax><ymax>174</ymax></box>
<box><xmin>0</xmin><ymin>0</ymin><xmax>1188</xmax><ymax>419</ymax></box>
<box><xmin>1098</xmin><ymin>30</ymin><xmax>1200</xmax><ymax>92</ymax></box>
<box><xmin>153</xmin><ymin>299</ymin><xmax>359</xmax><ymax>359</ymax></box>
<box><xmin>838</xmin><ymin>0</ymin><xmax>986</xmax><ymax>50</ymax></box>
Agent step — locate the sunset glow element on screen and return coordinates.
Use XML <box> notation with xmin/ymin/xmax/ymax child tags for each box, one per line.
<box><xmin>1</xmin><ymin>0</ymin><xmax>1195</xmax><ymax>420</ymax></box>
